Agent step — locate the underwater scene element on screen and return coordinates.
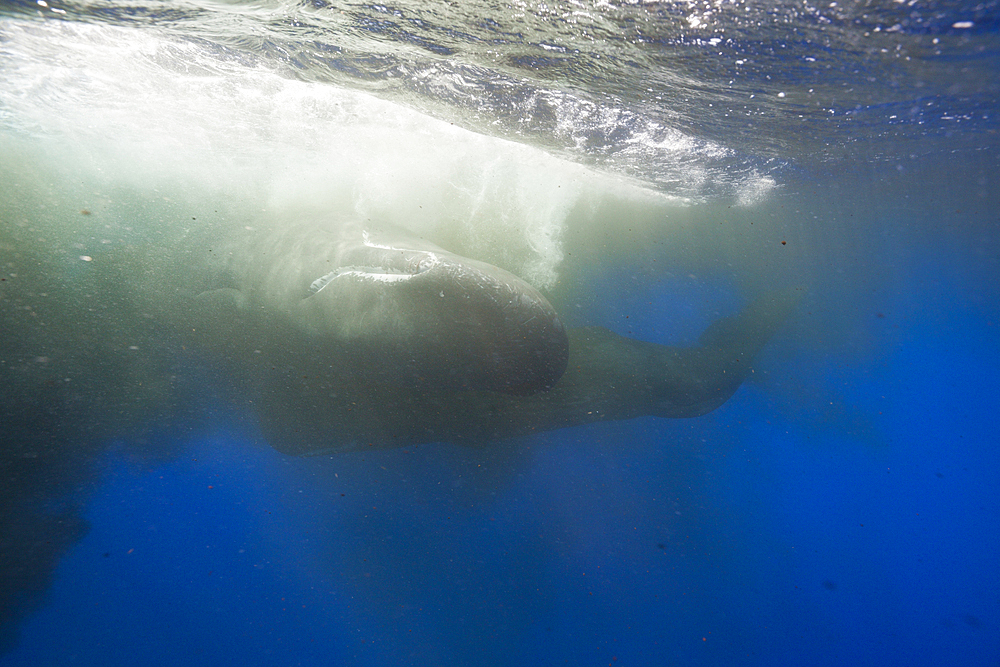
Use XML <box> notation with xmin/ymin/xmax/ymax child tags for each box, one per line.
<box><xmin>0</xmin><ymin>1</ymin><xmax>997</xmax><ymax>665</ymax></box>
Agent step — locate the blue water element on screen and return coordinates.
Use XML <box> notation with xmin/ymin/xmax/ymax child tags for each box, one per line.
<box><xmin>4</xmin><ymin>241</ymin><xmax>997</xmax><ymax>665</ymax></box>
<box><xmin>1</xmin><ymin>1</ymin><xmax>999</xmax><ymax>665</ymax></box>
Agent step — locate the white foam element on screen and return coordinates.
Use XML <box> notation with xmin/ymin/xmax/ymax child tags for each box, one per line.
<box><xmin>0</xmin><ymin>19</ymin><xmax>701</xmax><ymax>291</ymax></box>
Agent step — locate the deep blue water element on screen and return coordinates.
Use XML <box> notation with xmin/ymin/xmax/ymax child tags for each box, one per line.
<box><xmin>1</xmin><ymin>1</ymin><xmax>999</xmax><ymax>665</ymax></box>
<box><xmin>4</xmin><ymin>235</ymin><xmax>998</xmax><ymax>666</ymax></box>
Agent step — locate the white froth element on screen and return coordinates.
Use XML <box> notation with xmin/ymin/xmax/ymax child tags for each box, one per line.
<box><xmin>0</xmin><ymin>19</ymin><xmax>717</xmax><ymax>292</ymax></box>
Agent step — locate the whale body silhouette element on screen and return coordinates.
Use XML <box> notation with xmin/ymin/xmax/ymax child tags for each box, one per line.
<box><xmin>76</xmin><ymin>218</ymin><xmax>801</xmax><ymax>456</ymax></box>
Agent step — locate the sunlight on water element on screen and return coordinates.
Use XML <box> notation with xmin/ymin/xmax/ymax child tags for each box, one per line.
<box><xmin>1</xmin><ymin>19</ymin><xmax>724</xmax><ymax>290</ymax></box>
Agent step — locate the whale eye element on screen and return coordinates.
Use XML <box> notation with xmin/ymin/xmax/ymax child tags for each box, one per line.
<box><xmin>414</xmin><ymin>253</ymin><xmax>440</xmax><ymax>274</ymax></box>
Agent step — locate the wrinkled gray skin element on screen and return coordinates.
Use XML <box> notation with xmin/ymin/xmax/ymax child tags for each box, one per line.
<box><xmin>193</xmin><ymin>222</ymin><xmax>569</xmax><ymax>396</ymax></box>
<box><xmin>94</xmin><ymin>219</ymin><xmax>800</xmax><ymax>456</ymax></box>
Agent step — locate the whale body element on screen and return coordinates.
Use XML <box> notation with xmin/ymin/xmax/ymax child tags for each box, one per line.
<box><xmin>75</xmin><ymin>218</ymin><xmax>800</xmax><ymax>455</ymax></box>
<box><xmin>5</xmin><ymin>215</ymin><xmax>799</xmax><ymax>459</ymax></box>
<box><xmin>189</xmin><ymin>222</ymin><xmax>569</xmax><ymax>396</ymax></box>
<box><xmin>0</xmin><ymin>206</ymin><xmax>799</xmax><ymax>638</ymax></box>
<box><xmin>250</xmin><ymin>287</ymin><xmax>803</xmax><ymax>455</ymax></box>
<box><xmin>77</xmin><ymin>218</ymin><xmax>804</xmax><ymax>456</ymax></box>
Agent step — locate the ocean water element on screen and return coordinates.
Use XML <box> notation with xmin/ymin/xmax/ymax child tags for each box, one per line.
<box><xmin>0</xmin><ymin>1</ymin><xmax>998</xmax><ymax>666</ymax></box>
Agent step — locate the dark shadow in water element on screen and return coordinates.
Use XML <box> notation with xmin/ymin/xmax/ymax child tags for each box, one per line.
<box><xmin>0</xmin><ymin>238</ymin><xmax>209</xmax><ymax>651</ymax></box>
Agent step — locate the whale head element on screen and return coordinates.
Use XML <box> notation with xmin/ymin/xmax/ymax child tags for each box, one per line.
<box><xmin>291</xmin><ymin>243</ymin><xmax>569</xmax><ymax>395</ymax></box>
